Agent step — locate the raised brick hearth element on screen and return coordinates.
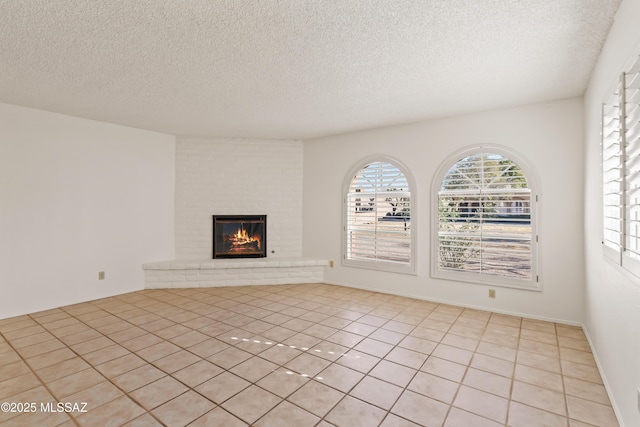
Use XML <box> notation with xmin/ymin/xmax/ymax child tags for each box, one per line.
<box><xmin>143</xmin><ymin>258</ymin><xmax>328</xmax><ymax>288</ymax></box>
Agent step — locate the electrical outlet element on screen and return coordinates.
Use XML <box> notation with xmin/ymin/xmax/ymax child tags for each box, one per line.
<box><xmin>329</xmin><ymin>260</ymin><xmax>334</xmax><ymax>268</ymax></box>
<box><xmin>98</xmin><ymin>271</ymin><xmax>105</xmax><ymax>280</ymax></box>
<box><xmin>488</xmin><ymin>289</ymin><xmax>496</xmax><ymax>298</ymax></box>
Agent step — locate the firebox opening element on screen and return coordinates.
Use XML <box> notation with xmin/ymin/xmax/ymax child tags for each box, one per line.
<box><xmin>213</xmin><ymin>215</ymin><xmax>267</xmax><ymax>258</ymax></box>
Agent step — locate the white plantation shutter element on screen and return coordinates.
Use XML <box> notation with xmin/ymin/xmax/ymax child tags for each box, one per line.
<box><xmin>603</xmin><ymin>51</ymin><xmax>640</xmax><ymax>277</ymax></box>
<box><xmin>434</xmin><ymin>150</ymin><xmax>537</xmax><ymax>288</ymax></box>
<box><xmin>345</xmin><ymin>161</ymin><xmax>413</xmax><ymax>271</ymax></box>
<box><xmin>623</xmin><ymin>55</ymin><xmax>640</xmax><ymax>275</ymax></box>
<box><xmin>602</xmin><ymin>84</ymin><xmax>622</xmax><ymax>262</ymax></box>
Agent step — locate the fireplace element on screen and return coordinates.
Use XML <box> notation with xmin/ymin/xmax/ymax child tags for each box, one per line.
<box><xmin>212</xmin><ymin>215</ymin><xmax>267</xmax><ymax>258</ymax></box>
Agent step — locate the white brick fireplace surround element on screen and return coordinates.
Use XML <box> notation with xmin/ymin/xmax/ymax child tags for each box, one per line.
<box><xmin>143</xmin><ymin>258</ymin><xmax>328</xmax><ymax>288</ymax></box>
<box><xmin>144</xmin><ymin>138</ymin><xmax>327</xmax><ymax>289</ymax></box>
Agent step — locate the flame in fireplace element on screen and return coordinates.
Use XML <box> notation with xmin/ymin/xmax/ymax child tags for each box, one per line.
<box><xmin>234</xmin><ymin>226</ymin><xmax>261</xmax><ymax>249</ymax></box>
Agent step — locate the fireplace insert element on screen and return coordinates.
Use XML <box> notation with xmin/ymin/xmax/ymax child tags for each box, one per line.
<box><xmin>212</xmin><ymin>215</ymin><xmax>267</xmax><ymax>258</ymax></box>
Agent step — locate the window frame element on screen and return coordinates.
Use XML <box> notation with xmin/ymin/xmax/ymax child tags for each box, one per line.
<box><xmin>431</xmin><ymin>145</ymin><xmax>541</xmax><ymax>291</ymax></box>
<box><xmin>342</xmin><ymin>156</ymin><xmax>417</xmax><ymax>275</ymax></box>
<box><xmin>601</xmin><ymin>49</ymin><xmax>640</xmax><ymax>279</ymax></box>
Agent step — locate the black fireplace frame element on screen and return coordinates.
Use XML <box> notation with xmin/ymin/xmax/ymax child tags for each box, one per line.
<box><xmin>212</xmin><ymin>215</ymin><xmax>267</xmax><ymax>259</ymax></box>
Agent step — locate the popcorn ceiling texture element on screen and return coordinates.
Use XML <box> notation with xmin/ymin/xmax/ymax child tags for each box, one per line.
<box><xmin>0</xmin><ymin>0</ymin><xmax>621</xmax><ymax>139</ymax></box>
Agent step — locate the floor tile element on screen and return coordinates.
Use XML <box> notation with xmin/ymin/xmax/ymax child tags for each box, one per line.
<box><xmin>308</xmin><ymin>341</ymin><xmax>349</xmax><ymax>362</ymax></box>
<box><xmin>17</xmin><ymin>338</ymin><xmax>67</xmax><ymax>359</ymax></box>
<box><xmin>288</xmin><ymin>379</ymin><xmax>345</xmax><ymax>417</ymax></box>
<box><xmin>25</xmin><ymin>347</ymin><xmax>76</xmax><ymax>370</ymax></box>
<box><xmin>462</xmin><ymin>367</ymin><xmax>511</xmax><ymax>398</ymax></box>
<box><xmin>380</xmin><ymin>413</ymin><xmax>422</xmax><ymax>426</ymax></box>
<box><xmin>35</xmin><ymin>357</ymin><xmax>91</xmax><ymax>383</ymax></box>
<box><xmin>189</xmin><ymin>407</ymin><xmax>248</xmax><ymax>427</ymax></box>
<box><xmin>350</xmin><ymin>375</ymin><xmax>403</xmax><ymax>410</ymax></box>
<box><xmin>566</xmin><ymin>395</ymin><xmax>619</xmax><ymax>426</ymax></box>
<box><xmin>514</xmin><ymin>363</ymin><xmax>564</xmax><ymax>392</ymax></box>
<box><xmin>326</xmin><ymin>395</ymin><xmax>386</xmax><ymax>427</ymax></box>
<box><xmin>431</xmin><ymin>344</ymin><xmax>473</xmax><ymax>365</ymax></box>
<box><xmin>256</xmin><ymin>368</ymin><xmax>310</xmax><ymax>398</ymax></box>
<box><xmin>83</xmin><ymin>344</ymin><xmax>130</xmax><ymax>366</ymax></box>
<box><xmin>221</xmin><ymin>385</ymin><xmax>281</xmax><ymax>425</ymax></box>
<box><xmin>195</xmin><ymin>371</ymin><xmax>250</xmax><ymax>404</ymax></box>
<box><xmin>121</xmin><ymin>413</ymin><xmax>165</xmax><ymax>426</ymax></box>
<box><xmin>285</xmin><ymin>353</ymin><xmax>331</xmax><ymax>377</ymax></box>
<box><xmin>519</xmin><ymin>338</ymin><xmax>559</xmax><ymax>358</ymax></box>
<box><xmin>508</xmin><ymin>401</ymin><xmax>569</xmax><ymax>427</ymax></box>
<box><xmin>327</xmin><ymin>330</ymin><xmax>365</xmax><ymax>347</ymax></box>
<box><xmin>444</xmin><ymin>407</ymin><xmax>503</xmax><ymax>427</ymax></box>
<box><xmin>69</xmin><ymin>336</ymin><xmax>114</xmax><ymax>355</ymax></box>
<box><xmin>152</xmin><ymin>349</ymin><xmax>200</xmax><ymax>374</ymax></box>
<box><xmin>335</xmin><ymin>350</ymin><xmax>380</xmax><ymax>373</ymax></box>
<box><xmin>398</xmin><ymin>336</ymin><xmax>437</xmax><ymax>355</ymax></box>
<box><xmin>282</xmin><ymin>332</ymin><xmax>323</xmax><ymax>349</ymax></box>
<box><xmin>230</xmin><ymin>355</ymin><xmax>278</xmax><ymax>382</ymax></box>
<box><xmin>47</xmin><ymin>368</ymin><xmax>105</xmax><ymax>399</ymax></box>
<box><xmin>420</xmin><ymin>356</ymin><xmax>466</xmax><ymax>382</ymax></box>
<box><xmin>511</xmin><ymin>380</ymin><xmax>567</xmax><ymax>416</ymax></box>
<box><xmin>120</xmin><ymin>333</ymin><xmax>164</xmax><ymax>352</ymax></box>
<box><xmin>129</xmin><ymin>376</ymin><xmax>189</xmax><ymax>410</ymax></box>
<box><xmin>135</xmin><ymin>341</ymin><xmax>181</xmax><ymax>362</ymax></box>
<box><xmin>172</xmin><ymin>359</ymin><xmax>224</xmax><ymax>387</ymax></box>
<box><xmin>384</xmin><ymin>346</ymin><xmax>428</xmax><ymax>369</ymax></box>
<box><xmin>260</xmin><ymin>325</ymin><xmax>298</xmax><ymax>342</ymax></box>
<box><xmin>315</xmin><ymin>363</ymin><xmax>364</xmax><ymax>393</ymax></box>
<box><xmin>369</xmin><ymin>328</ymin><xmax>405</xmax><ymax>345</ymax></box>
<box><xmin>75</xmin><ymin>395</ymin><xmax>146</xmax><ymax>426</ymax></box>
<box><xmin>558</xmin><ymin>335</ymin><xmax>591</xmax><ymax>352</ymax></box>
<box><xmin>151</xmin><ymin>390</ymin><xmax>215</xmax><ymax>427</ymax></box>
<box><xmin>254</xmin><ymin>400</ymin><xmax>319</xmax><ymax>427</ymax></box>
<box><xmin>369</xmin><ymin>360</ymin><xmax>417</xmax><ymax>387</ymax></box>
<box><xmin>391</xmin><ymin>390</ymin><xmax>449</xmax><ymax>426</ymax></box>
<box><xmin>563</xmin><ymin>376</ymin><xmax>611</xmax><ymax>405</ymax></box>
<box><xmin>453</xmin><ymin>385</ymin><xmax>508</xmax><ymax>424</ymax></box>
<box><xmin>408</xmin><ymin>371</ymin><xmax>459</xmax><ymax>404</ymax></box>
<box><xmin>64</xmin><ymin>380</ymin><xmax>124</xmax><ymax>412</ymax></box>
<box><xmin>476</xmin><ymin>341</ymin><xmax>517</xmax><ymax>362</ymax></box>
<box><xmin>561</xmin><ymin>359</ymin><xmax>603</xmax><ymax>384</ymax></box>
<box><xmin>471</xmin><ymin>353</ymin><xmax>514</xmax><ymax>378</ymax></box>
<box><xmin>353</xmin><ymin>337</ymin><xmax>394</xmax><ymax>357</ymax></box>
<box><xmin>95</xmin><ymin>353</ymin><xmax>147</xmax><ymax>378</ymax></box>
<box><xmin>112</xmin><ymin>364</ymin><xmax>166</xmax><ymax>392</ymax></box>
<box><xmin>187</xmin><ymin>338</ymin><xmax>230</xmax><ymax>358</ymax></box>
<box><xmin>516</xmin><ymin>349</ymin><xmax>562</xmax><ymax>373</ymax></box>
<box><xmin>343</xmin><ymin>321</ymin><xmax>377</xmax><ymax>336</ymax></box>
<box><xmin>207</xmin><ymin>346</ymin><xmax>253</xmax><ymax>369</ymax></box>
<box><xmin>0</xmin><ymin>372</ymin><xmax>42</xmax><ymax>400</ymax></box>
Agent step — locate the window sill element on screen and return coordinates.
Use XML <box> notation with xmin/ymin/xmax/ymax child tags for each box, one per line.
<box><xmin>343</xmin><ymin>259</ymin><xmax>416</xmax><ymax>276</ymax></box>
<box><xmin>432</xmin><ymin>269</ymin><xmax>541</xmax><ymax>291</ymax></box>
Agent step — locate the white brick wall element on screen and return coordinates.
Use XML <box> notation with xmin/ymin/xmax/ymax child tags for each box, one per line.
<box><xmin>175</xmin><ymin>138</ymin><xmax>303</xmax><ymax>260</ymax></box>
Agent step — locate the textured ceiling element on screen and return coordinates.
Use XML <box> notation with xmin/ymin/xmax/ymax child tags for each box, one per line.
<box><xmin>0</xmin><ymin>0</ymin><xmax>621</xmax><ymax>139</ymax></box>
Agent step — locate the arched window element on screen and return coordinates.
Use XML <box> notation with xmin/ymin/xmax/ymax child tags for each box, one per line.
<box><xmin>344</xmin><ymin>158</ymin><xmax>415</xmax><ymax>274</ymax></box>
<box><xmin>433</xmin><ymin>146</ymin><xmax>539</xmax><ymax>289</ymax></box>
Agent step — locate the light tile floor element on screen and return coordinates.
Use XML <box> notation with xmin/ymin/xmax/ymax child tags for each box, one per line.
<box><xmin>0</xmin><ymin>283</ymin><xmax>619</xmax><ymax>427</ymax></box>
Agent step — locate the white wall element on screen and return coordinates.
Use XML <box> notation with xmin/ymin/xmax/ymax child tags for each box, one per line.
<box><xmin>584</xmin><ymin>0</ymin><xmax>640</xmax><ymax>425</ymax></box>
<box><xmin>0</xmin><ymin>102</ymin><xmax>175</xmax><ymax>319</ymax></box>
<box><xmin>304</xmin><ymin>97</ymin><xmax>585</xmax><ymax>324</ymax></box>
<box><xmin>175</xmin><ymin>138</ymin><xmax>303</xmax><ymax>260</ymax></box>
